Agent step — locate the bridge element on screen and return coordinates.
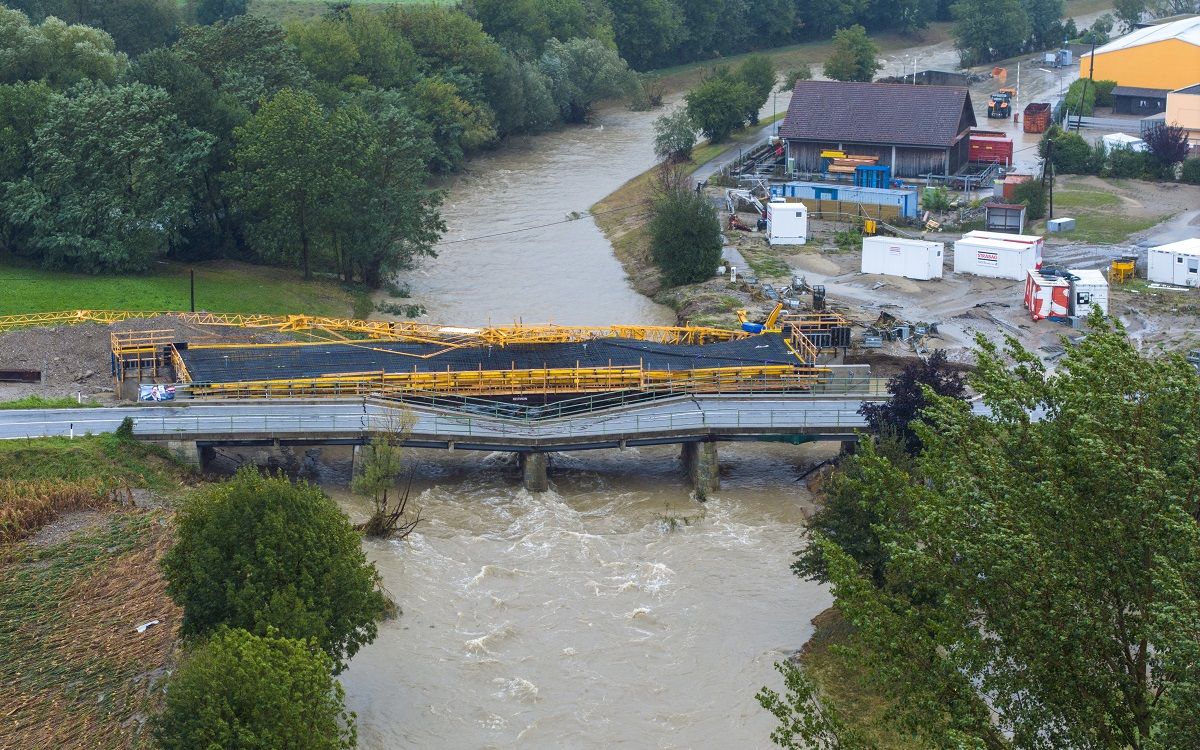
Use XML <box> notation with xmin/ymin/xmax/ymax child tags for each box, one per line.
<box><xmin>0</xmin><ymin>392</ymin><xmax>883</xmax><ymax>497</ymax></box>
<box><xmin>0</xmin><ymin>310</ymin><xmax>878</xmax><ymax>496</ymax></box>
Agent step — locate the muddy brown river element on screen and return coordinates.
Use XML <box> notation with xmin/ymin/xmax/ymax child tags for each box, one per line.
<box><xmin>336</xmin><ymin>445</ymin><xmax>833</xmax><ymax>749</ymax></box>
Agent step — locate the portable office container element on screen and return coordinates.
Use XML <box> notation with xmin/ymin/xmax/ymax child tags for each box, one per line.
<box><xmin>963</xmin><ymin>230</ymin><xmax>1044</xmax><ymax>266</ymax></box>
<box><xmin>954</xmin><ymin>234</ymin><xmax>1039</xmax><ymax>280</ymax></box>
<box><xmin>1069</xmin><ymin>269</ymin><xmax>1109</xmax><ymax>317</ymax></box>
<box><xmin>968</xmin><ymin>134</ymin><xmax>1014</xmax><ymax>166</ymax></box>
<box><xmin>861</xmin><ymin>236</ymin><xmax>944</xmax><ymax>280</ymax></box>
<box><xmin>766</xmin><ymin>200</ymin><xmax>808</xmax><ymax>245</ymax></box>
<box><xmin>1147</xmin><ymin>238</ymin><xmax>1200</xmax><ymax>286</ymax></box>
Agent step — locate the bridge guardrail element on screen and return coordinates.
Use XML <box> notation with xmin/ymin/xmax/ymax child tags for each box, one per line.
<box><xmin>0</xmin><ymin>405</ymin><xmax>870</xmax><ymax>441</ymax></box>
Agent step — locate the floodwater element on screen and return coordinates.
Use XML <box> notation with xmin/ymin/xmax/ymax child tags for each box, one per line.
<box><xmin>403</xmin><ymin>106</ymin><xmax>677</xmax><ymax>327</ymax></box>
<box><xmin>336</xmin><ymin>443</ymin><xmax>834</xmax><ymax>749</ymax></box>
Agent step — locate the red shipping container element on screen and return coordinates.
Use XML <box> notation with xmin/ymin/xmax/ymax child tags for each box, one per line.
<box><xmin>1023</xmin><ymin>103</ymin><xmax>1051</xmax><ymax>134</ymax></box>
<box><xmin>1001</xmin><ymin>173</ymin><xmax>1033</xmax><ymax>201</ymax></box>
<box><xmin>969</xmin><ymin>135</ymin><xmax>1013</xmax><ymax>166</ymax></box>
<box><xmin>1024</xmin><ymin>269</ymin><xmax>1070</xmax><ymax>320</ymax></box>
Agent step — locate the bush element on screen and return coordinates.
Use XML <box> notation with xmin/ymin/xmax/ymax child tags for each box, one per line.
<box><xmin>649</xmin><ymin>186</ymin><xmax>722</xmax><ymax>286</ymax></box>
<box><xmin>162</xmin><ymin>467</ymin><xmax>387</xmax><ymax>669</ymax></box>
<box><xmin>1042</xmin><ymin>128</ymin><xmax>1098</xmax><ymax>174</ymax></box>
<box><xmin>1106</xmin><ymin>148</ymin><xmax>1156</xmax><ymax>179</ymax></box>
<box><xmin>115</xmin><ymin>416</ymin><xmax>135</xmax><ymax>441</ymax></box>
<box><xmin>153</xmin><ymin>627</ymin><xmax>356</xmax><ymax>750</ymax></box>
<box><xmin>921</xmin><ymin>186</ymin><xmax>951</xmax><ymax>212</ymax></box>
<box><xmin>653</xmin><ymin>106</ymin><xmax>697</xmax><ymax>162</ymax></box>
<box><xmin>1182</xmin><ymin>159</ymin><xmax>1200</xmax><ymax>185</ymax></box>
<box><xmin>1011</xmin><ymin>179</ymin><xmax>1046</xmax><ymax>220</ymax></box>
<box><xmin>1142</xmin><ymin>123</ymin><xmax>1190</xmax><ymax>167</ymax></box>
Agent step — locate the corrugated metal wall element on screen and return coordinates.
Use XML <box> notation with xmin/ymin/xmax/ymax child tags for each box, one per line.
<box><xmin>786</xmin><ymin>140</ymin><xmax>953</xmax><ymax>178</ymax></box>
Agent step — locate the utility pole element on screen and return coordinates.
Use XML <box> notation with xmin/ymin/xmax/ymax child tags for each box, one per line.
<box><xmin>1074</xmin><ymin>40</ymin><xmax>1097</xmax><ymax>132</ymax></box>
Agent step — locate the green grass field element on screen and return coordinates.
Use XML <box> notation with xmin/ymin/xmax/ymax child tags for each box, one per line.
<box><xmin>0</xmin><ymin>261</ymin><xmax>372</xmax><ymax>318</ymax></box>
<box><xmin>1042</xmin><ymin>189</ymin><xmax>1162</xmax><ymax>244</ymax></box>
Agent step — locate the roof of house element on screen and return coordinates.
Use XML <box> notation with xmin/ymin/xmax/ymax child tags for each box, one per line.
<box><xmin>778</xmin><ymin>80</ymin><xmax>975</xmax><ymax>148</ymax></box>
<box><xmin>1152</xmin><ymin>238</ymin><xmax>1200</xmax><ymax>256</ymax></box>
<box><xmin>1085</xmin><ymin>15</ymin><xmax>1200</xmax><ymax>56</ymax></box>
<box><xmin>1113</xmin><ymin>85</ymin><xmax>1171</xmax><ymax>97</ymax></box>
<box><xmin>1175</xmin><ymin>83</ymin><xmax>1200</xmax><ymax>94</ymax></box>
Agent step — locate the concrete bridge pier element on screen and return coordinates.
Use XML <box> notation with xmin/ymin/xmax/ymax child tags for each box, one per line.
<box><xmin>164</xmin><ymin>440</ymin><xmax>210</xmax><ymax>471</ymax></box>
<box><xmin>681</xmin><ymin>441</ymin><xmax>719</xmax><ymax>501</ymax></box>
<box><xmin>519</xmin><ymin>452</ymin><xmax>549</xmax><ymax>493</ymax></box>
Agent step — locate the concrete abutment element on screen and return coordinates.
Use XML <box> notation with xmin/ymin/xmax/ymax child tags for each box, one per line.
<box><xmin>519</xmin><ymin>451</ymin><xmax>549</xmax><ymax>493</ymax></box>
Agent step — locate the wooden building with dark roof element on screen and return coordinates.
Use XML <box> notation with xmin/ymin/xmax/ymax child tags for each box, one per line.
<box><xmin>778</xmin><ymin>80</ymin><xmax>978</xmax><ymax>178</ymax></box>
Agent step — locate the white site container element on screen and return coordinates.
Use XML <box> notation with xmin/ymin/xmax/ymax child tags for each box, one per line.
<box><xmin>962</xmin><ymin>230</ymin><xmax>1045</xmax><ymax>267</ymax></box>
<box><xmin>953</xmin><ymin>236</ymin><xmax>1039</xmax><ymax>280</ymax></box>
<box><xmin>1147</xmin><ymin>238</ymin><xmax>1200</xmax><ymax>287</ymax></box>
<box><xmin>861</xmin><ymin>236</ymin><xmax>944</xmax><ymax>280</ymax></box>
<box><xmin>766</xmin><ymin>200</ymin><xmax>808</xmax><ymax>245</ymax></box>
<box><xmin>1069</xmin><ymin>268</ymin><xmax>1109</xmax><ymax>317</ymax></box>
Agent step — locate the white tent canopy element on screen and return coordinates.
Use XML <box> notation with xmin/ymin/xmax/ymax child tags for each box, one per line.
<box><xmin>1102</xmin><ymin>132</ymin><xmax>1148</xmax><ymax>152</ymax></box>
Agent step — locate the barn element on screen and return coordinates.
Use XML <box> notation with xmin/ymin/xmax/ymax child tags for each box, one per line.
<box><xmin>1078</xmin><ymin>16</ymin><xmax>1200</xmax><ymax>92</ymax></box>
<box><xmin>778</xmin><ymin>81</ymin><xmax>977</xmax><ymax>179</ymax></box>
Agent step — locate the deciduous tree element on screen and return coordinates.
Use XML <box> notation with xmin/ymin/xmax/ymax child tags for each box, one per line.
<box><xmin>5</xmin><ymin>82</ymin><xmax>211</xmax><ymax>273</ymax></box>
<box><xmin>162</xmin><ymin>468</ymin><xmax>388</xmax><ymax>668</ymax></box>
<box><xmin>153</xmin><ymin>627</ymin><xmax>356</xmax><ymax>750</ymax></box>
<box><xmin>1143</xmin><ymin>122</ymin><xmax>1190</xmax><ymax>167</ymax></box>
<box><xmin>539</xmin><ymin>37</ymin><xmax>637</xmax><ymax>123</ymax></box>
<box><xmin>685</xmin><ymin>75</ymin><xmax>749</xmax><ymax>142</ymax></box>
<box><xmin>952</xmin><ymin>0</ymin><xmax>1029</xmax><ymax>65</ymax></box>
<box><xmin>766</xmin><ymin>319</ymin><xmax>1200</xmax><ymax>748</ymax></box>
<box><xmin>858</xmin><ymin>349</ymin><xmax>966</xmax><ymax>454</ymax></box>
<box><xmin>822</xmin><ymin>25</ymin><xmax>880</xmax><ymax>82</ymax></box>
<box><xmin>735</xmin><ymin>55</ymin><xmax>776</xmax><ymax>125</ymax></box>
<box><xmin>652</xmin><ymin>106</ymin><xmax>696</xmax><ymax>162</ymax></box>
<box><xmin>649</xmin><ymin>178</ymin><xmax>721</xmax><ymax>285</ymax></box>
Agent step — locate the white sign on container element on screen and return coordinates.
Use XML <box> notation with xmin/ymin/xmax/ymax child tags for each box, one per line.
<box><xmin>766</xmin><ymin>200</ymin><xmax>807</xmax><ymax>246</ymax></box>
<box><xmin>861</xmin><ymin>236</ymin><xmax>944</xmax><ymax>280</ymax></box>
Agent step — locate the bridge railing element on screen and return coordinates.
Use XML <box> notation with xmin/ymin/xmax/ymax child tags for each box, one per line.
<box><xmin>110</xmin><ymin>405</ymin><xmax>869</xmax><ymax>441</ymax></box>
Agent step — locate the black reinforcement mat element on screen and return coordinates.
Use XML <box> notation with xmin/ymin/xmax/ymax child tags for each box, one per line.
<box><xmin>178</xmin><ymin>335</ymin><xmax>800</xmax><ymax>383</ymax></box>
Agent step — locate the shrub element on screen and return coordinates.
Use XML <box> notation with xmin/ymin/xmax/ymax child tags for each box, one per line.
<box><xmin>162</xmin><ymin>468</ymin><xmax>387</xmax><ymax>669</ymax></box>
<box><xmin>653</xmin><ymin>106</ymin><xmax>697</xmax><ymax>162</ymax></box>
<box><xmin>1142</xmin><ymin>123</ymin><xmax>1190</xmax><ymax>167</ymax></box>
<box><xmin>1106</xmin><ymin>148</ymin><xmax>1156</xmax><ymax>179</ymax></box>
<box><xmin>1042</xmin><ymin>129</ymin><xmax>1097</xmax><ymax>174</ymax></box>
<box><xmin>649</xmin><ymin>186</ymin><xmax>722</xmax><ymax>286</ymax></box>
<box><xmin>153</xmin><ymin>627</ymin><xmax>356</xmax><ymax>750</ymax></box>
<box><xmin>780</xmin><ymin>63</ymin><xmax>812</xmax><ymax>92</ymax></box>
<box><xmin>921</xmin><ymin>186</ymin><xmax>951</xmax><ymax>212</ymax></box>
<box><xmin>115</xmin><ymin>416</ymin><xmax>135</xmax><ymax>441</ymax></box>
<box><xmin>1011</xmin><ymin>179</ymin><xmax>1046</xmax><ymax>220</ymax></box>
<box><xmin>1182</xmin><ymin>159</ymin><xmax>1200</xmax><ymax>185</ymax></box>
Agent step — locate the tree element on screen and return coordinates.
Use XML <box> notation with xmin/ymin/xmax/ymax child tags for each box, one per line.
<box><xmin>0</xmin><ymin>81</ymin><xmax>54</xmax><ymax>256</ymax></box>
<box><xmin>195</xmin><ymin>0</ymin><xmax>247</xmax><ymax>25</ymax></box>
<box><xmin>780</xmin><ymin>64</ymin><xmax>812</xmax><ymax>92</ymax></box>
<box><xmin>80</xmin><ymin>0</ymin><xmax>180</xmax><ymax>56</ymax></box>
<box><xmin>607</xmin><ymin>0</ymin><xmax>683</xmax><ymax>70</ymax></box>
<box><xmin>153</xmin><ymin>627</ymin><xmax>356</xmax><ymax>750</ymax></box>
<box><xmin>685</xmin><ymin>75</ymin><xmax>749</xmax><ymax>142</ymax></box>
<box><xmin>1011</xmin><ymin>177</ymin><xmax>1046</xmax><ymax>219</ymax></box>
<box><xmin>858</xmin><ymin>350</ymin><xmax>967</xmax><ymax>454</ymax></box>
<box><xmin>822</xmin><ymin>26</ymin><xmax>880</xmax><ymax>83</ymax></box>
<box><xmin>735</xmin><ymin>55</ymin><xmax>776</xmax><ymax>125</ymax></box>
<box><xmin>1062</xmin><ymin>77</ymin><xmax>1098</xmax><ymax>115</ymax></box>
<box><xmin>1021</xmin><ymin>0</ymin><xmax>1065</xmax><ymax>48</ymax></box>
<box><xmin>1113</xmin><ymin>0</ymin><xmax>1144</xmax><ymax>33</ymax></box>
<box><xmin>230</xmin><ymin>88</ymin><xmax>341</xmax><ymax>279</ymax></box>
<box><xmin>352</xmin><ymin>409</ymin><xmax>421</xmax><ymax>538</ymax></box>
<box><xmin>0</xmin><ymin>8</ymin><xmax>127</xmax><ymax>88</ymax></box>
<box><xmin>756</xmin><ymin>660</ymin><xmax>868</xmax><ymax>750</ymax></box>
<box><xmin>769</xmin><ymin>318</ymin><xmax>1200</xmax><ymax>748</ymax></box>
<box><xmin>1040</xmin><ymin>126</ymin><xmax>1097</xmax><ymax>174</ymax></box>
<box><xmin>1142</xmin><ymin>122</ymin><xmax>1190</xmax><ymax>167</ymax></box>
<box><xmin>649</xmin><ymin>178</ymin><xmax>722</xmax><ymax>285</ymax></box>
<box><xmin>161</xmin><ymin>468</ymin><xmax>388</xmax><ymax>668</ymax></box>
<box><xmin>1078</xmin><ymin>12</ymin><xmax>1113</xmax><ymax>45</ymax></box>
<box><xmin>539</xmin><ymin>37</ymin><xmax>637</xmax><ymax>123</ymax></box>
<box><xmin>174</xmin><ymin>15</ymin><xmax>309</xmax><ymax>108</ymax></box>
<box><xmin>952</xmin><ymin>0</ymin><xmax>1029</xmax><ymax>65</ymax></box>
<box><xmin>5</xmin><ymin>82</ymin><xmax>211</xmax><ymax>273</ymax></box>
<box><xmin>466</xmin><ymin>0</ymin><xmax>601</xmax><ymax>56</ymax></box>
<box><xmin>331</xmin><ymin>93</ymin><xmax>445</xmax><ymax>285</ymax></box>
<box><xmin>653</xmin><ymin>106</ymin><xmax>696</xmax><ymax>162</ymax></box>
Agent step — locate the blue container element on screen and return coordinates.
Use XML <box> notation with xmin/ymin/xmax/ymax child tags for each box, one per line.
<box><xmin>741</xmin><ymin>323</ymin><xmax>765</xmax><ymax>333</ymax></box>
<box><xmin>768</xmin><ymin>181</ymin><xmax>919</xmax><ymax>219</ymax></box>
<box><xmin>855</xmin><ymin>165</ymin><xmax>892</xmax><ymax>189</ymax></box>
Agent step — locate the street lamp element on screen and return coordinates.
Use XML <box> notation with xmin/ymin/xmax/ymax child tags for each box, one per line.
<box><xmin>1038</xmin><ymin>68</ymin><xmax>1064</xmax><ymax>97</ymax></box>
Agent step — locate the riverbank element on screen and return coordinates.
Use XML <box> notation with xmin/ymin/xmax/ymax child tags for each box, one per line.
<box><xmin>0</xmin><ymin>435</ymin><xmax>192</xmax><ymax>748</ymax></box>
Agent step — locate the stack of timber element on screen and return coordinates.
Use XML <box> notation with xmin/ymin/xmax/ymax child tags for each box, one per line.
<box><xmin>826</xmin><ymin>153</ymin><xmax>879</xmax><ymax>175</ymax></box>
